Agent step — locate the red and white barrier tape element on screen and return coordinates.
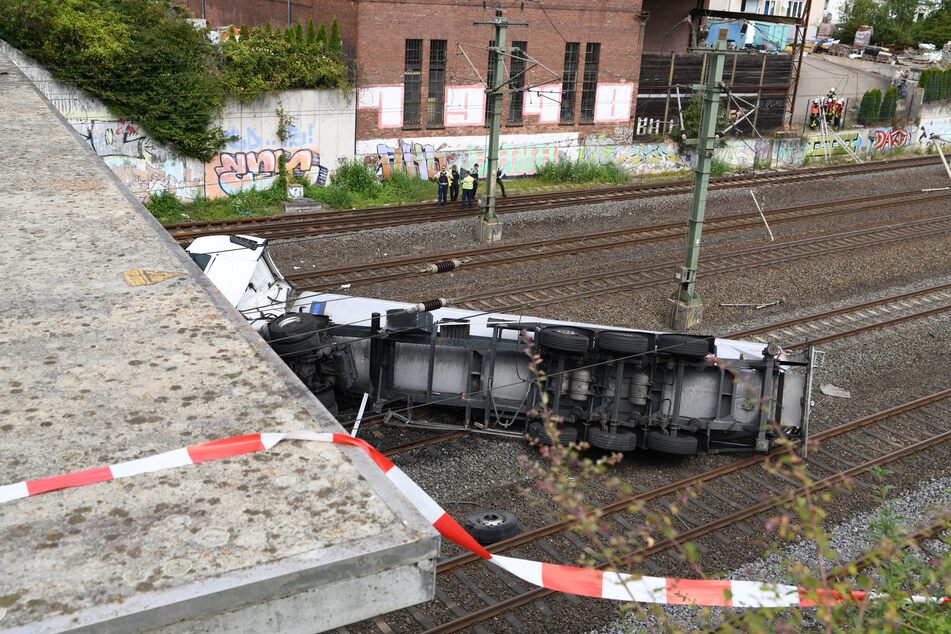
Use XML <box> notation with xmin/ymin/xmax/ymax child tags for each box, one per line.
<box><xmin>1</xmin><ymin>431</ymin><xmax>946</xmax><ymax>608</ymax></box>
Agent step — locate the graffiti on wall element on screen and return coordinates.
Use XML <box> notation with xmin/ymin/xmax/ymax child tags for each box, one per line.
<box><xmin>358</xmin><ymin>133</ymin><xmax>579</xmax><ymax>180</ymax></box>
<box><xmin>358</xmin><ymin>85</ymin><xmax>403</xmax><ymax>128</ymax></box>
<box><xmin>367</xmin><ymin>142</ymin><xmax>454</xmax><ymax>180</ymax></box>
<box><xmin>523</xmin><ymin>84</ymin><xmax>562</xmax><ymax>124</ymax></box>
<box><xmin>445</xmin><ymin>86</ymin><xmax>486</xmax><ymax>127</ymax></box>
<box><xmin>772</xmin><ymin>138</ymin><xmax>806</xmax><ymax>168</ymax></box>
<box><xmin>580</xmin><ymin>134</ymin><xmax>689</xmax><ymax>173</ymax></box>
<box><xmin>206</xmin><ymin>148</ymin><xmax>327</xmax><ymax>197</ymax></box>
<box><xmin>870</xmin><ymin>128</ymin><xmax>911</xmax><ymax>151</ymax></box>
<box><xmin>803</xmin><ymin>131</ymin><xmax>862</xmax><ymax>158</ymax></box>
<box><xmin>633</xmin><ymin>117</ymin><xmax>674</xmax><ymax>137</ymax></box>
<box><xmin>714</xmin><ymin>139</ymin><xmax>772</xmax><ymax>169</ymax></box>
<box><xmin>77</xmin><ymin>119</ymin><xmax>203</xmax><ymax>201</ymax></box>
<box><xmin>593</xmin><ymin>83</ymin><xmax>634</xmax><ymax>123</ymax></box>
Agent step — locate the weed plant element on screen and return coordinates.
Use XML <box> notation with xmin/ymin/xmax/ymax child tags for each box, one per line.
<box><xmin>518</xmin><ymin>338</ymin><xmax>950</xmax><ymax>633</ymax></box>
<box><xmin>536</xmin><ymin>158</ymin><xmax>630</xmax><ymax>184</ymax></box>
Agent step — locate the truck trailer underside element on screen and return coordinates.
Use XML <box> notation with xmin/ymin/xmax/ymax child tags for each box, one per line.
<box><xmin>187</xmin><ymin>236</ymin><xmax>816</xmax><ymax>457</ymax></box>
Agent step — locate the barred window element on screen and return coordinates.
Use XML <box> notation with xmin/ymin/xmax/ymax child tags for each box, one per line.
<box><xmin>427</xmin><ymin>40</ymin><xmax>447</xmax><ymax>126</ymax></box>
<box><xmin>579</xmin><ymin>43</ymin><xmax>601</xmax><ymax>123</ymax></box>
<box><xmin>507</xmin><ymin>41</ymin><xmax>527</xmax><ymax>124</ymax></box>
<box><xmin>403</xmin><ymin>39</ymin><xmax>422</xmax><ymax>127</ymax></box>
<box><xmin>559</xmin><ymin>42</ymin><xmax>580</xmax><ymax>123</ymax></box>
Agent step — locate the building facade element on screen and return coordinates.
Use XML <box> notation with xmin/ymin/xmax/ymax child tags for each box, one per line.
<box><xmin>352</xmin><ymin>0</ymin><xmax>648</xmax><ymax>177</ymax></box>
<box><xmin>177</xmin><ymin>0</ymin><xmax>716</xmax><ymax>178</ymax></box>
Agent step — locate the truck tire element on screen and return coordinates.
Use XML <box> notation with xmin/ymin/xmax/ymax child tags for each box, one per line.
<box><xmin>314</xmin><ymin>387</ymin><xmax>338</xmax><ymax>417</ymax></box>
<box><xmin>537</xmin><ymin>326</ymin><xmax>592</xmax><ymax>353</ymax></box>
<box><xmin>267</xmin><ymin>313</ymin><xmax>326</xmax><ymax>342</ymax></box>
<box><xmin>463</xmin><ymin>510</ymin><xmax>519</xmax><ymax>545</ymax></box>
<box><xmin>527</xmin><ymin>421</ymin><xmax>578</xmax><ymax>445</ymax></box>
<box><xmin>587</xmin><ymin>427</ymin><xmax>639</xmax><ymax>452</ymax></box>
<box><xmin>646</xmin><ymin>431</ymin><xmax>698</xmax><ymax>455</ymax></box>
<box><xmin>598</xmin><ymin>331</ymin><xmax>652</xmax><ymax>355</ymax></box>
<box><xmin>267</xmin><ymin>314</ymin><xmax>325</xmax><ymax>356</ymax></box>
<box><xmin>656</xmin><ymin>334</ymin><xmax>712</xmax><ymax>358</ymax></box>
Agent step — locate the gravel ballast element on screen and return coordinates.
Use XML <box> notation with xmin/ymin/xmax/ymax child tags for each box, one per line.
<box><xmin>268</xmin><ymin>162</ymin><xmax>951</xmax><ymax>633</ymax></box>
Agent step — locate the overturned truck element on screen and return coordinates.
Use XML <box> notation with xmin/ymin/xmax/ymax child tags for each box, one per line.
<box><xmin>188</xmin><ymin>235</ymin><xmax>816</xmax><ymax>456</ymax></box>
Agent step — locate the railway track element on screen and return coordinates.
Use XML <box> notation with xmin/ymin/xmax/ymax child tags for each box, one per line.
<box><xmin>354</xmin><ymin>389</ymin><xmax>951</xmax><ymax>634</ymax></box>
<box><xmin>287</xmin><ymin>189</ymin><xmax>951</xmax><ymax>292</ymax></box>
<box><xmin>167</xmin><ymin>155</ymin><xmax>943</xmax><ymax>244</ymax></box>
<box><xmin>372</xmin><ymin>283</ymin><xmax>951</xmax><ymax>458</ymax></box>
<box><xmin>449</xmin><ymin>214</ymin><xmax>951</xmax><ymax>313</ymax></box>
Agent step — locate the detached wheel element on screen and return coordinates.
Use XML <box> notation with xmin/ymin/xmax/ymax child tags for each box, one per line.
<box><xmin>598</xmin><ymin>331</ymin><xmax>652</xmax><ymax>355</ymax></box>
<box><xmin>587</xmin><ymin>427</ymin><xmax>639</xmax><ymax>452</ymax></box>
<box><xmin>463</xmin><ymin>510</ymin><xmax>519</xmax><ymax>545</ymax></box>
<box><xmin>646</xmin><ymin>431</ymin><xmax>698</xmax><ymax>456</ymax></box>
<box><xmin>537</xmin><ymin>326</ymin><xmax>592</xmax><ymax>353</ymax></box>
<box><xmin>527</xmin><ymin>421</ymin><xmax>578</xmax><ymax>445</ymax></box>
<box><xmin>656</xmin><ymin>334</ymin><xmax>712</xmax><ymax>358</ymax></box>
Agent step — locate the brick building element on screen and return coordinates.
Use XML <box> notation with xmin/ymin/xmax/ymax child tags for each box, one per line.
<box><xmin>179</xmin><ymin>0</ymin><xmax>706</xmax><ymax>177</ymax></box>
<box><xmin>352</xmin><ymin>1</ymin><xmax>652</xmax><ymax>177</ymax></box>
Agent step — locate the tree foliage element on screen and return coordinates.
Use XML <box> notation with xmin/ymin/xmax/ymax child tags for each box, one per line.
<box><xmin>858</xmin><ymin>89</ymin><xmax>882</xmax><ymax>125</ymax></box>
<box><xmin>920</xmin><ymin>68</ymin><xmax>951</xmax><ymax>102</ymax></box>
<box><xmin>913</xmin><ymin>2</ymin><xmax>951</xmax><ymax>45</ymax></box>
<box><xmin>329</xmin><ymin>18</ymin><xmax>342</xmax><ymax>54</ymax></box>
<box><xmin>218</xmin><ymin>24</ymin><xmax>349</xmax><ymax>103</ymax></box>
<box><xmin>836</xmin><ymin>0</ymin><xmax>951</xmax><ymax>47</ymax></box>
<box><xmin>879</xmin><ymin>87</ymin><xmax>899</xmax><ymax>123</ymax></box>
<box><xmin>0</xmin><ymin>0</ymin><xmax>349</xmax><ymax>160</ymax></box>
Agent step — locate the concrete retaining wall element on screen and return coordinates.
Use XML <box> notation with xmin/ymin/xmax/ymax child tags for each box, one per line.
<box><xmin>1</xmin><ymin>41</ymin><xmax>355</xmax><ymax>202</ymax></box>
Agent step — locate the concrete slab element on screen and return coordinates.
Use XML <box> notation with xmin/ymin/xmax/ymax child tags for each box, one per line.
<box><xmin>0</xmin><ymin>53</ymin><xmax>438</xmax><ymax>632</ymax></box>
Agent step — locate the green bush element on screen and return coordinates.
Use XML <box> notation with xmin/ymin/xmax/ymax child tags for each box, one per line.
<box><xmin>218</xmin><ymin>24</ymin><xmax>349</xmax><ymax>104</ymax></box>
<box><xmin>858</xmin><ymin>89</ymin><xmax>882</xmax><ymax>126</ymax></box>
<box><xmin>312</xmin><ymin>184</ymin><xmax>355</xmax><ymax>210</ymax></box>
<box><xmin>0</xmin><ymin>0</ymin><xmax>350</xmax><ymax>159</ymax></box>
<box><xmin>307</xmin><ymin>159</ymin><xmax>437</xmax><ymax>209</ymax></box>
<box><xmin>328</xmin><ymin>159</ymin><xmax>381</xmax><ymax>195</ymax></box>
<box><xmin>536</xmin><ymin>158</ymin><xmax>629</xmax><ymax>184</ymax></box>
<box><xmin>709</xmin><ymin>158</ymin><xmax>730</xmax><ymax>177</ymax></box>
<box><xmin>878</xmin><ymin>87</ymin><xmax>899</xmax><ymax>123</ymax></box>
<box><xmin>920</xmin><ymin>68</ymin><xmax>951</xmax><ymax>103</ymax></box>
<box><xmin>146</xmin><ymin>191</ymin><xmax>185</xmax><ymax>221</ymax></box>
<box><xmin>670</xmin><ymin>93</ymin><xmax>731</xmax><ymax>149</ymax></box>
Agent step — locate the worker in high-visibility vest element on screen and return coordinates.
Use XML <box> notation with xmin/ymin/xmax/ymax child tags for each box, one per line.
<box><xmin>460</xmin><ymin>170</ymin><xmax>475</xmax><ymax>209</ymax></box>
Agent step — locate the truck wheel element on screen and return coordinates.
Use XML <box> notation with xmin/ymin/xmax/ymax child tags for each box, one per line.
<box><xmin>267</xmin><ymin>314</ymin><xmax>325</xmax><ymax>356</ymax></box>
<box><xmin>587</xmin><ymin>427</ymin><xmax>639</xmax><ymax>452</ymax></box>
<box><xmin>598</xmin><ymin>331</ymin><xmax>652</xmax><ymax>355</ymax></box>
<box><xmin>537</xmin><ymin>326</ymin><xmax>592</xmax><ymax>353</ymax></box>
<box><xmin>527</xmin><ymin>421</ymin><xmax>578</xmax><ymax>445</ymax></box>
<box><xmin>656</xmin><ymin>334</ymin><xmax>712</xmax><ymax>358</ymax></box>
<box><xmin>646</xmin><ymin>431</ymin><xmax>698</xmax><ymax>455</ymax></box>
<box><xmin>267</xmin><ymin>313</ymin><xmax>327</xmax><ymax>342</ymax></box>
<box><xmin>463</xmin><ymin>510</ymin><xmax>519</xmax><ymax>545</ymax></box>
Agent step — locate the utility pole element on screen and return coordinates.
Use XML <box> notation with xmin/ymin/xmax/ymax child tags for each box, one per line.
<box><xmin>667</xmin><ymin>30</ymin><xmax>729</xmax><ymax>330</ymax></box>
<box><xmin>475</xmin><ymin>6</ymin><xmax>527</xmax><ymax>243</ymax></box>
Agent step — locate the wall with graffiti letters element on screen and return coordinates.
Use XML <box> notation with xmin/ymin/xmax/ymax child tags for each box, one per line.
<box><xmin>3</xmin><ymin>41</ymin><xmax>354</xmax><ymax>201</ymax></box>
<box><xmin>208</xmin><ymin>90</ymin><xmax>353</xmax><ymax>198</ymax></box>
<box><xmin>355</xmin><ymin>133</ymin><xmax>579</xmax><ymax>180</ymax></box>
